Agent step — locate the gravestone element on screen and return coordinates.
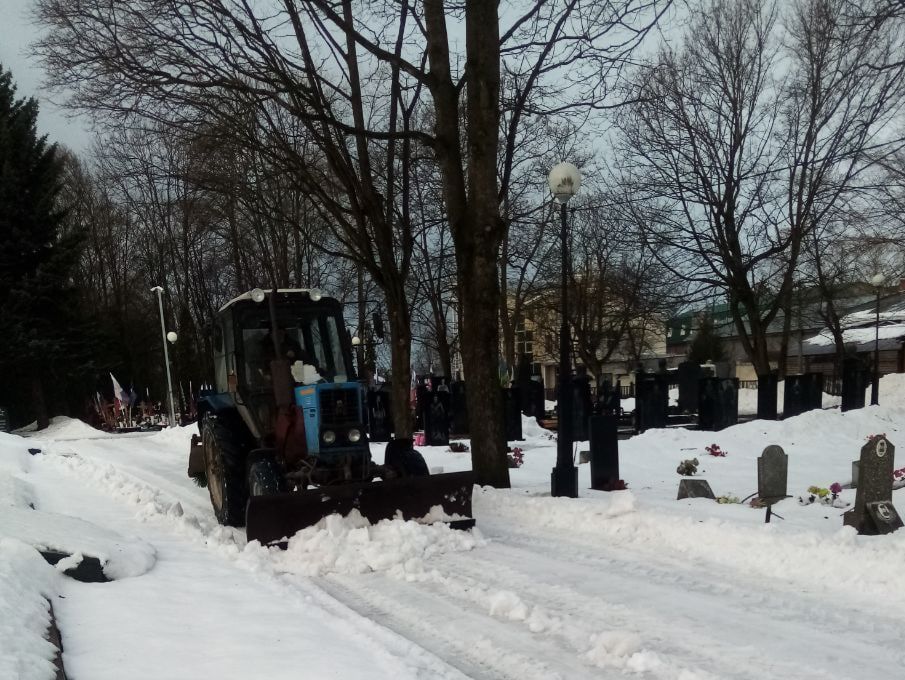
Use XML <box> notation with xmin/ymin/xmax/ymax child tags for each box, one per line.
<box><xmin>415</xmin><ymin>384</ymin><xmax>431</xmax><ymax>430</ymax></box>
<box><xmin>525</xmin><ymin>379</ymin><xmax>546</xmax><ymax>420</ymax></box>
<box><xmin>841</xmin><ymin>351</ymin><xmax>868</xmax><ymax>412</ymax></box>
<box><xmin>450</xmin><ymin>381</ymin><xmax>468</xmax><ymax>435</ymax></box>
<box><xmin>757</xmin><ymin>445</ymin><xmax>789</xmax><ymax>503</ymax></box>
<box><xmin>503</xmin><ymin>387</ymin><xmax>523</xmax><ymax>441</ymax></box>
<box><xmin>757</xmin><ymin>372</ymin><xmax>778</xmax><ymax>420</ymax></box>
<box><xmin>515</xmin><ymin>355</ymin><xmax>534</xmax><ymax>416</ymax></box>
<box><xmin>589</xmin><ymin>415</ymin><xmax>620</xmax><ymax>491</ymax></box>
<box><xmin>572</xmin><ymin>371</ymin><xmax>593</xmax><ymax>441</ymax></box>
<box><xmin>635</xmin><ymin>373</ymin><xmax>669</xmax><ymax>433</ymax></box>
<box><xmin>698</xmin><ymin>378</ymin><xmax>739</xmax><ymax>431</ymax></box>
<box><xmin>423</xmin><ymin>390</ymin><xmax>450</xmax><ymax>446</ymax></box>
<box><xmin>865</xmin><ymin>502</ymin><xmax>904</xmax><ymax>534</ymax></box>
<box><xmin>843</xmin><ymin>435</ymin><xmax>899</xmax><ymax>534</ymax></box>
<box><xmin>783</xmin><ymin>373</ymin><xmax>823</xmax><ymax>418</ymax></box>
<box><xmin>851</xmin><ymin>460</ymin><xmax>859</xmax><ymax>489</ymax></box>
<box><xmin>677</xmin><ymin>361</ymin><xmax>702</xmax><ymax>413</ymax></box>
<box><xmin>367</xmin><ymin>389</ymin><xmax>392</xmax><ymax>442</ymax></box>
<box><xmin>713</xmin><ymin>361</ymin><xmax>732</xmax><ymax>379</ymax></box>
<box><xmin>677</xmin><ymin>479</ymin><xmax>715</xmax><ymax>500</ymax></box>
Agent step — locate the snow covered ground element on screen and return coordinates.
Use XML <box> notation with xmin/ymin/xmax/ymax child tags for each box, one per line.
<box><xmin>3</xmin><ymin>377</ymin><xmax>905</xmax><ymax>679</ymax></box>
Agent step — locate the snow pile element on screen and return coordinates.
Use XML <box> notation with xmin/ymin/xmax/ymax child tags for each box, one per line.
<box><xmin>0</xmin><ymin>538</ymin><xmax>60</xmax><ymax>680</ymax></box>
<box><xmin>259</xmin><ymin>510</ymin><xmax>484</xmax><ymax>577</ymax></box>
<box><xmin>0</xmin><ymin>436</ymin><xmax>36</xmax><ymax>508</ymax></box>
<box><xmin>0</xmin><ymin>507</ymin><xmax>157</xmax><ymax>580</ymax></box>
<box><xmin>22</xmin><ymin>416</ymin><xmax>109</xmax><ymax>441</ymax></box>
<box><xmin>145</xmin><ymin>423</ymin><xmax>197</xmax><ymax>447</ymax></box>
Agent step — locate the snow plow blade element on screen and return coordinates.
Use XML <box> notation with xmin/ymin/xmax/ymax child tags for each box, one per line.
<box><xmin>245</xmin><ymin>471</ymin><xmax>476</xmax><ymax>546</ymax></box>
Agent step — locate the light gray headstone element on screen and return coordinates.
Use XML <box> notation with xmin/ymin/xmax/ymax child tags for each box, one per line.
<box><xmin>844</xmin><ymin>436</ymin><xmax>898</xmax><ymax>534</ymax></box>
<box><xmin>757</xmin><ymin>445</ymin><xmax>788</xmax><ymax>503</ymax></box>
<box><xmin>677</xmin><ymin>478</ymin><xmax>715</xmax><ymax>500</ymax></box>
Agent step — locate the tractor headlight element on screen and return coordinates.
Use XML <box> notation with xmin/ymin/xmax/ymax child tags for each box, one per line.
<box><xmin>348</xmin><ymin>428</ymin><xmax>361</xmax><ymax>443</ymax></box>
<box><xmin>322</xmin><ymin>430</ymin><xmax>336</xmax><ymax>445</ymax></box>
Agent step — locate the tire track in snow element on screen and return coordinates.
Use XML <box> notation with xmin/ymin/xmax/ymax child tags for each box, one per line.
<box><xmin>32</xmin><ymin>448</ymin><xmax>476</xmax><ymax>680</ymax></box>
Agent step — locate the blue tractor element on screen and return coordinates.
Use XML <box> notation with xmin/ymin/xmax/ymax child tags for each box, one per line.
<box><xmin>187</xmin><ymin>288</ymin><xmax>473</xmax><ymax>544</ymax></box>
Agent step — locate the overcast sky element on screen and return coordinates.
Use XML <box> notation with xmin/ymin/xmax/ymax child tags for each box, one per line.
<box><xmin>0</xmin><ymin>0</ymin><xmax>92</xmax><ymax>152</ymax></box>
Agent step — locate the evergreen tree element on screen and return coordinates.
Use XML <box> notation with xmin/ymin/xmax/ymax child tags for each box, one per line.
<box><xmin>687</xmin><ymin>313</ymin><xmax>727</xmax><ymax>365</ymax></box>
<box><xmin>0</xmin><ymin>65</ymin><xmax>87</xmax><ymax>429</ymax></box>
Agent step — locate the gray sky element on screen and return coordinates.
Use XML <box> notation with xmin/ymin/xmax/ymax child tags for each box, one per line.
<box><xmin>0</xmin><ymin>0</ymin><xmax>92</xmax><ymax>152</ymax></box>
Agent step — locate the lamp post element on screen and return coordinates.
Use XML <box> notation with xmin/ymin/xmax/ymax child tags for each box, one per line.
<box><xmin>151</xmin><ymin>286</ymin><xmax>177</xmax><ymax>426</ymax></box>
<box><xmin>871</xmin><ymin>273</ymin><xmax>885</xmax><ymax>405</ymax></box>
<box><xmin>548</xmin><ymin>162</ymin><xmax>581</xmax><ymax>498</ymax></box>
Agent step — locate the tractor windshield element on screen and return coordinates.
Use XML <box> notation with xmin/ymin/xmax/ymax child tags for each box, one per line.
<box><xmin>239</xmin><ymin>309</ymin><xmax>351</xmax><ymax>388</ymax></box>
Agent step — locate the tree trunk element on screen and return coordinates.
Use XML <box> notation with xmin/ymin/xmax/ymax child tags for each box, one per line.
<box><xmin>31</xmin><ymin>373</ymin><xmax>50</xmax><ymax>431</ymax></box>
<box><xmin>423</xmin><ymin>0</ymin><xmax>509</xmax><ymax>487</ymax></box>
<box><xmin>458</xmin><ymin>252</ymin><xmax>510</xmax><ymax>486</ymax></box>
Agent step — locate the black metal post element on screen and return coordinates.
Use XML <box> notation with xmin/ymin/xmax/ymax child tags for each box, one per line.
<box><xmin>871</xmin><ymin>287</ymin><xmax>880</xmax><ymax>405</ymax></box>
<box><xmin>552</xmin><ymin>201</ymin><xmax>578</xmax><ymax>497</ymax></box>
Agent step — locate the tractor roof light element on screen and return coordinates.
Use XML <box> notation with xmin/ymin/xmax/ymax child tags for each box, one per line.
<box><xmin>322</xmin><ymin>430</ymin><xmax>336</xmax><ymax>444</ymax></box>
<box><xmin>309</xmin><ymin>288</ymin><xmax>323</xmax><ymax>302</ymax></box>
<box><xmin>348</xmin><ymin>429</ymin><xmax>361</xmax><ymax>443</ymax></box>
<box><xmin>250</xmin><ymin>288</ymin><xmax>266</xmax><ymax>303</ymax></box>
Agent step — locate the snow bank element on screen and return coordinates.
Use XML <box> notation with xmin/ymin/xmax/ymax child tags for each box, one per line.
<box><xmin>0</xmin><ymin>435</ymin><xmax>36</xmax><ymax>509</ymax></box>
<box><xmin>26</xmin><ymin>416</ymin><xmax>109</xmax><ymax>441</ymax></box>
<box><xmin>248</xmin><ymin>510</ymin><xmax>484</xmax><ymax>577</ymax></box>
<box><xmin>0</xmin><ymin>538</ymin><xmax>60</xmax><ymax>680</ymax></box>
<box><xmin>0</xmin><ymin>507</ymin><xmax>157</xmax><ymax>580</ymax></box>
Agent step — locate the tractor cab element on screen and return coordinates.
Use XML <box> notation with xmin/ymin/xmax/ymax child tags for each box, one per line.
<box><xmin>190</xmin><ymin>287</ymin><xmax>475</xmax><ymax>542</ymax></box>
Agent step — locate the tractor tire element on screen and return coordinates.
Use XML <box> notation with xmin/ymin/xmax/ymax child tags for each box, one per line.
<box><xmin>400</xmin><ymin>449</ymin><xmax>429</xmax><ymax>477</ymax></box>
<box><xmin>247</xmin><ymin>453</ymin><xmax>283</xmax><ymax>498</ymax></box>
<box><xmin>201</xmin><ymin>415</ymin><xmax>248</xmax><ymax>527</ymax></box>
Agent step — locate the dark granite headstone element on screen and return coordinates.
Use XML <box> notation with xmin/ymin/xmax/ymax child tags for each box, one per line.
<box><xmin>572</xmin><ymin>372</ymin><xmax>593</xmax><ymax>441</ymax></box>
<box><xmin>783</xmin><ymin>373</ymin><xmax>823</xmax><ymax>418</ymax></box>
<box><xmin>635</xmin><ymin>373</ymin><xmax>669</xmax><ymax>432</ymax></box>
<box><xmin>423</xmin><ymin>391</ymin><xmax>450</xmax><ymax>446</ymax></box>
<box><xmin>677</xmin><ymin>361</ymin><xmax>702</xmax><ymax>413</ymax></box>
<box><xmin>415</xmin><ymin>384</ymin><xmax>431</xmax><ymax>430</ymax></box>
<box><xmin>698</xmin><ymin>378</ymin><xmax>739</xmax><ymax>431</ymax></box>
<box><xmin>503</xmin><ymin>387</ymin><xmax>523</xmax><ymax>441</ymax></box>
<box><xmin>589</xmin><ymin>415</ymin><xmax>620</xmax><ymax>491</ymax></box>
<box><xmin>713</xmin><ymin>361</ymin><xmax>731</xmax><ymax>379</ymax></box>
<box><xmin>757</xmin><ymin>445</ymin><xmax>788</xmax><ymax>503</ymax></box>
<box><xmin>525</xmin><ymin>379</ymin><xmax>545</xmax><ymax>420</ymax></box>
<box><xmin>515</xmin><ymin>355</ymin><xmax>534</xmax><ymax>416</ymax></box>
<box><xmin>757</xmin><ymin>372</ymin><xmax>778</xmax><ymax>420</ymax></box>
<box><xmin>450</xmin><ymin>381</ymin><xmax>468</xmax><ymax>435</ymax></box>
<box><xmin>852</xmin><ymin>460</ymin><xmax>859</xmax><ymax>489</ymax></box>
<box><xmin>841</xmin><ymin>352</ymin><xmax>868</xmax><ymax>412</ymax></box>
<box><xmin>677</xmin><ymin>479</ymin><xmax>715</xmax><ymax>500</ymax></box>
<box><xmin>367</xmin><ymin>389</ymin><xmax>392</xmax><ymax>442</ymax></box>
<box><xmin>844</xmin><ymin>436</ymin><xmax>898</xmax><ymax>534</ymax></box>
<box><xmin>865</xmin><ymin>501</ymin><xmax>904</xmax><ymax>534</ymax></box>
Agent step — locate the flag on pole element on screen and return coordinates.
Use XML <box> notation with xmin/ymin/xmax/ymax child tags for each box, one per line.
<box><xmin>110</xmin><ymin>373</ymin><xmax>128</xmax><ymax>412</ymax></box>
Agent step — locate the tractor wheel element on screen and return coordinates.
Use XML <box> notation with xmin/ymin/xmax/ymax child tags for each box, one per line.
<box><xmin>201</xmin><ymin>415</ymin><xmax>248</xmax><ymax>527</ymax></box>
<box><xmin>247</xmin><ymin>453</ymin><xmax>283</xmax><ymax>498</ymax></box>
<box><xmin>399</xmin><ymin>449</ymin><xmax>429</xmax><ymax>477</ymax></box>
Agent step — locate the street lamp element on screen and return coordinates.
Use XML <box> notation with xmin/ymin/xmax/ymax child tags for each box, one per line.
<box><xmin>151</xmin><ymin>286</ymin><xmax>177</xmax><ymax>427</ymax></box>
<box><xmin>548</xmin><ymin>162</ymin><xmax>581</xmax><ymax>498</ymax></box>
<box><xmin>871</xmin><ymin>273</ymin><xmax>885</xmax><ymax>405</ymax></box>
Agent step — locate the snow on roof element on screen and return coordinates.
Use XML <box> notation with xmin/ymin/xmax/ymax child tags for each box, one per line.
<box><xmin>802</xmin><ymin>323</ymin><xmax>905</xmax><ymax>354</ymax></box>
